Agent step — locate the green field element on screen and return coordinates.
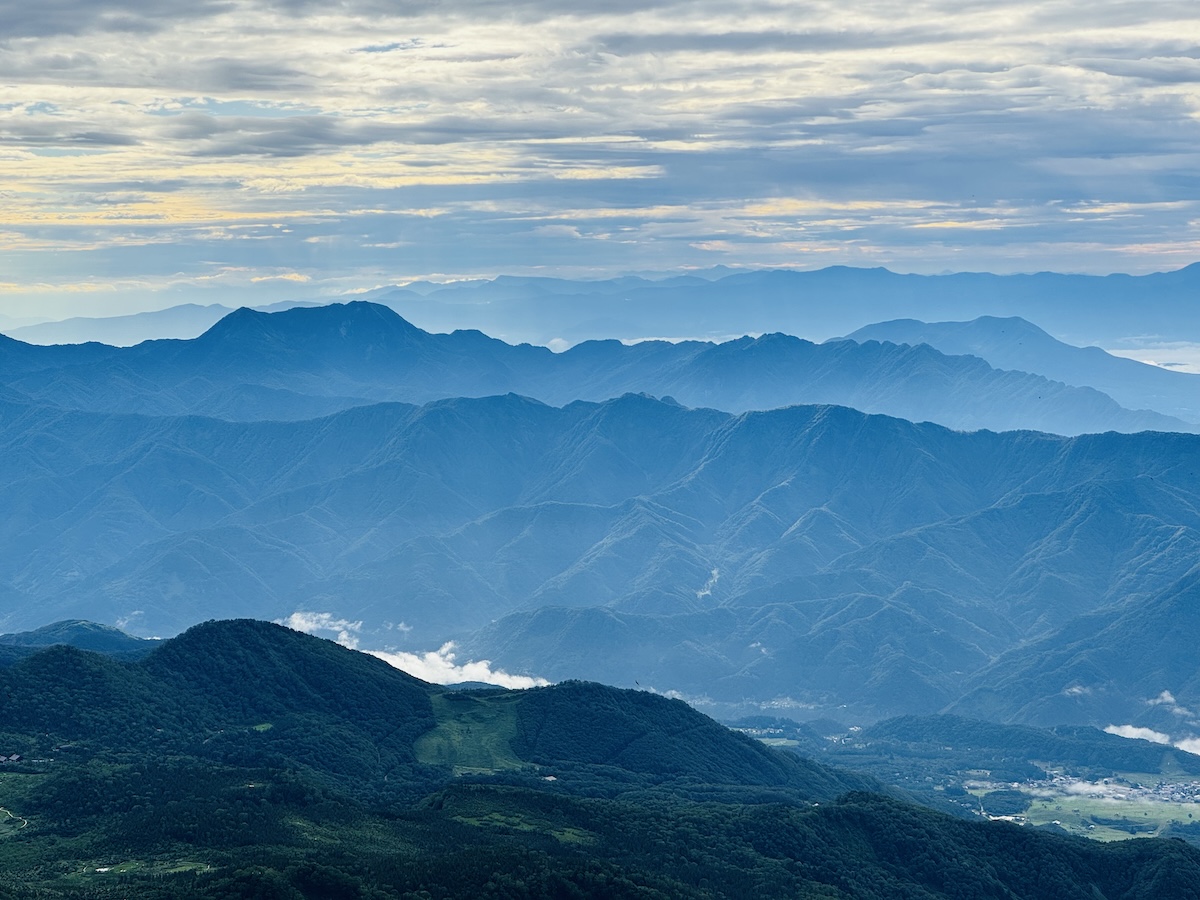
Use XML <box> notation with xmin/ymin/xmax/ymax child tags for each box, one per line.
<box><xmin>1024</xmin><ymin>795</ymin><xmax>1199</xmax><ymax>841</ymax></box>
<box><xmin>414</xmin><ymin>691</ymin><xmax>526</xmax><ymax>775</ymax></box>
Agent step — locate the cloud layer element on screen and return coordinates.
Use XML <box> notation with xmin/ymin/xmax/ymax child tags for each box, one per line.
<box><xmin>278</xmin><ymin>611</ymin><xmax>548</xmax><ymax>689</ymax></box>
<box><xmin>3</xmin><ymin>1</ymin><xmax>1200</xmax><ymax>316</ymax></box>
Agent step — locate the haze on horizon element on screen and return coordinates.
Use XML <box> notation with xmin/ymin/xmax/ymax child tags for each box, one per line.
<box><xmin>1</xmin><ymin>0</ymin><xmax>1199</xmax><ymax>321</ymax></box>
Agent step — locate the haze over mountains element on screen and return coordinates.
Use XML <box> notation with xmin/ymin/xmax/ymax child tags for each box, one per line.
<box><xmin>370</xmin><ymin>264</ymin><xmax>1200</xmax><ymax>348</ymax></box>
<box><xmin>3</xmin><ymin>380</ymin><xmax>1200</xmax><ymax>727</ymax></box>
<box><xmin>0</xmin><ymin>301</ymin><xmax>1189</xmax><ymax>436</ymax></box>
<box><xmin>2</xmin><ymin>297</ymin><xmax>1198</xmax><ymax>737</ymax></box>
<box><xmin>847</xmin><ymin>316</ymin><xmax>1200</xmax><ymax>425</ymax></box>
<box><xmin>10</xmin><ymin>264</ymin><xmax>1200</xmax><ymax>352</ymax></box>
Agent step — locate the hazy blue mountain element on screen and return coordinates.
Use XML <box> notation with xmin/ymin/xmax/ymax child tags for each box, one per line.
<box><xmin>846</xmin><ymin>316</ymin><xmax>1200</xmax><ymax>423</ymax></box>
<box><xmin>0</xmin><ymin>331</ymin><xmax>121</xmax><ymax>375</ymax></box>
<box><xmin>2</xmin><ymin>393</ymin><xmax>1199</xmax><ymax>723</ymax></box>
<box><xmin>14</xmin><ymin>263</ymin><xmax>1200</xmax><ymax>352</ymax></box>
<box><xmin>373</xmin><ymin>263</ymin><xmax>1200</xmax><ymax>347</ymax></box>
<box><xmin>0</xmin><ymin>619</ymin><xmax>158</xmax><ymax>661</ymax></box>
<box><xmin>951</xmin><ymin>567</ymin><xmax>1200</xmax><ymax>729</ymax></box>
<box><xmin>3</xmin><ymin>303</ymin><xmax>235</xmax><ymax>346</ymax></box>
<box><xmin>0</xmin><ymin>299</ymin><xmax>323</xmax><ymax>347</ymax></box>
<box><xmin>0</xmin><ymin>302</ymin><xmax>1189</xmax><ymax>435</ymax></box>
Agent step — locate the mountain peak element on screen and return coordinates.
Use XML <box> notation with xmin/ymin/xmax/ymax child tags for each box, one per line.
<box><xmin>202</xmin><ymin>301</ymin><xmax>423</xmax><ymax>343</ymax></box>
<box><xmin>186</xmin><ymin>302</ymin><xmax>431</xmax><ymax>376</ymax></box>
<box><xmin>0</xmin><ymin>619</ymin><xmax>155</xmax><ymax>655</ymax></box>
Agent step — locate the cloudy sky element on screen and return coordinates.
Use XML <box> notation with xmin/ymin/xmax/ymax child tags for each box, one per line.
<box><xmin>2</xmin><ymin>0</ymin><xmax>1200</xmax><ymax>318</ymax></box>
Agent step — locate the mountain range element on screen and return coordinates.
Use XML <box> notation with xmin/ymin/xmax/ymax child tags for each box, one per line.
<box><xmin>10</xmin><ymin>262</ymin><xmax>1200</xmax><ymax>356</ymax></box>
<box><xmin>0</xmin><ymin>301</ymin><xmax>1189</xmax><ymax>435</ymax></box>
<box><xmin>847</xmin><ymin>316</ymin><xmax>1200</xmax><ymax>424</ymax></box>
<box><xmin>0</xmin><ymin>300</ymin><xmax>320</xmax><ymax>347</ymax></box>
<box><xmin>3</xmin><ymin>376</ymin><xmax>1200</xmax><ymax>726</ymax></box>
<box><xmin>368</xmin><ymin>264</ymin><xmax>1200</xmax><ymax>348</ymax></box>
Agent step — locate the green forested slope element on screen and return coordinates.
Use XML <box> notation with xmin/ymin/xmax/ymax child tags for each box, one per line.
<box><xmin>0</xmin><ymin>620</ymin><xmax>1198</xmax><ymax>898</ymax></box>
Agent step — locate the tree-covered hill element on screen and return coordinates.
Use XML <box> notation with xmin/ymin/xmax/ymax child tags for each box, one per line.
<box><xmin>1</xmin><ymin>620</ymin><xmax>1199</xmax><ymax>898</ymax></box>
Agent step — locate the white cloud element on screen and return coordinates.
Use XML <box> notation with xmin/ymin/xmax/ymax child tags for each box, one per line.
<box><xmin>1175</xmin><ymin>737</ymin><xmax>1200</xmax><ymax>756</ymax></box>
<box><xmin>1104</xmin><ymin>723</ymin><xmax>1200</xmax><ymax>756</ymax></box>
<box><xmin>370</xmin><ymin>643</ymin><xmax>549</xmax><ymax>689</ymax></box>
<box><xmin>1144</xmin><ymin>689</ymin><xmax>1195</xmax><ymax>717</ymax></box>
<box><xmin>278</xmin><ymin>611</ymin><xmax>363</xmax><ymax>649</ymax></box>
<box><xmin>1105</xmin><ymin>724</ymin><xmax>1171</xmax><ymax>744</ymax></box>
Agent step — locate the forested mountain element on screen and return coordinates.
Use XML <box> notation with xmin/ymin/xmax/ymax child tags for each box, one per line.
<box><xmin>0</xmin><ymin>301</ymin><xmax>1188</xmax><ymax>435</ymax></box>
<box><xmin>2</xmin><ymin>620</ymin><xmax>1198</xmax><ymax>899</ymax></box>
<box><xmin>846</xmin><ymin>316</ymin><xmax>1200</xmax><ymax>424</ymax></box>
<box><xmin>2</xmin><ymin>390</ymin><xmax>1199</xmax><ymax>723</ymax></box>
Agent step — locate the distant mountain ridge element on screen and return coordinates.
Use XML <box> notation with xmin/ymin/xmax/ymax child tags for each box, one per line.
<box><xmin>11</xmin><ymin>264</ymin><xmax>1200</xmax><ymax>351</ymax></box>
<box><xmin>846</xmin><ymin>316</ymin><xmax>1200</xmax><ymax>423</ymax></box>
<box><xmin>0</xmin><ymin>619</ymin><xmax>159</xmax><ymax>659</ymax></box>
<box><xmin>0</xmin><ymin>301</ymin><xmax>1189</xmax><ymax>435</ymax></box>
<box><xmin>370</xmin><ymin>263</ymin><xmax>1200</xmax><ymax>347</ymax></box>
<box><xmin>0</xmin><ymin>299</ymin><xmax>321</xmax><ymax>347</ymax></box>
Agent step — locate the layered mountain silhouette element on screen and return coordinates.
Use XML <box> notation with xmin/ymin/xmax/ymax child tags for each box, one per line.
<box><xmin>12</xmin><ymin>264</ymin><xmax>1200</xmax><ymax>350</ymax></box>
<box><xmin>0</xmin><ymin>301</ymin><xmax>1189</xmax><ymax>435</ymax></box>
<box><xmin>847</xmin><ymin>316</ymin><xmax>1200</xmax><ymax>424</ymax></box>
<box><xmin>2</xmin><ymin>390</ymin><xmax>1199</xmax><ymax>723</ymax></box>
<box><xmin>367</xmin><ymin>263</ymin><xmax>1200</xmax><ymax>347</ymax></box>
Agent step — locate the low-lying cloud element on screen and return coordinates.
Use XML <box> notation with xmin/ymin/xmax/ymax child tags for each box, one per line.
<box><xmin>370</xmin><ymin>644</ymin><xmax>549</xmax><ymax>690</ymax></box>
<box><xmin>1104</xmin><ymin>724</ymin><xmax>1172</xmax><ymax>745</ymax></box>
<box><xmin>278</xmin><ymin>611</ymin><xmax>548</xmax><ymax>689</ymax></box>
<box><xmin>278</xmin><ymin>611</ymin><xmax>364</xmax><ymax>648</ymax></box>
<box><xmin>1105</xmin><ymin>723</ymin><xmax>1200</xmax><ymax>757</ymax></box>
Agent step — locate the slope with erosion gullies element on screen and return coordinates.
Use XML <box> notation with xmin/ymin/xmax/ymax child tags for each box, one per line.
<box><xmin>3</xmin><ymin>395</ymin><xmax>1200</xmax><ymax>720</ymax></box>
<box><xmin>0</xmin><ymin>301</ymin><xmax>1191</xmax><ymax>435</ymax></box>
<box><xmin>951</xmin><ymin>566</ymin><xmax>1200</xmax><ymax>728</ymax></box>
<box><xmin>847</xmin><ymin>315</ymin><xmax>1200</xmax><ymax>424</ymax></box>
<box><xmin>6</xmin><ymin>620</ymin><xmax>1200</xmax><ymax>899</ymax></box>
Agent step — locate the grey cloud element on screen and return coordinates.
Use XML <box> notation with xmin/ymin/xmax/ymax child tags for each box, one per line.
<box><xmin>160</xmin><ymin>111</ymin><xmax>400</xmax><ymax>156</ymax></box>
<box><xmin>156</xmin><ymin>109</ymin><xmax>617</xmax><ymax>156</ymax></box>
<box><xmin>589</xmin><ymin>26</ymin><xmax>973</xmax><ymax>56</ymax></box>
<box><xmin>352</xmin><ymin>39</ymin><xmax>426</xmax><ymax>54</ymax></box>
<box><xmin>74</xmin><ymin>179</ymin><xmax>194</xmax><ymax>193</ymax></box>
<box><xmin>0</xmin><ymin>118</ymin><xmax>139</xmax><ymax>147</ymax></box>
<box><xmin>178</xmin><ymin>58</ymin><xmax>315</xmax><ymax>93</ymax></box>
<box><xmin>0</xmin><ymin>0</ymin><xmax>235</xmax><ymax>38</ymax></box>
<box><xmin>1026</xmin><ymin>0</ymin><xmax>1200</xmax><ymax>31</ymax></box>
<box><xmin>1071</xmin><ymin>56</ymin><xmax>1200</xmax><ymax>84</ymax></box>
<box><xmin>0</xmin><ymin>0</ymin><xmax>696</xmax><ymax>39</ymax></box>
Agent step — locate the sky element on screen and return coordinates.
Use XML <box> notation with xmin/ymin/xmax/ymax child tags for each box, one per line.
<box><xmin>2</xmin><ymin>0</ymin><xmax>1200</xmax><ymax>319</ymax></box>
